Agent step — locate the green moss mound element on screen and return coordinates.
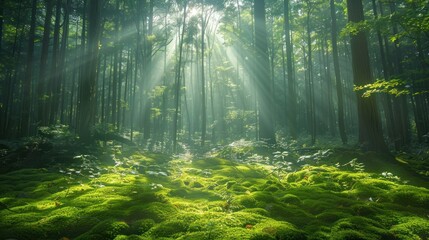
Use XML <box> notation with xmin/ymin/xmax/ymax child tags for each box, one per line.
<box><xmin>1</xmin><ymin>147</ymin><xmax>429</xmax><ymax>240</ymax></box>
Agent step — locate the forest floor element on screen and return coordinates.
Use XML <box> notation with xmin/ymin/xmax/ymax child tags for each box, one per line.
<box><xmin>1</xmin><ymin>131</ymin><xmax>429</xmax><ymax>239</ymax></box>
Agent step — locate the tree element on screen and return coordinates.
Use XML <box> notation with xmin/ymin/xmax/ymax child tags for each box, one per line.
<box><xmin>20</xmin><ymin>0</ymin><xmax>37</xmax><ymax>136</ymax></box>
<box><xmin>38</xmin><ymin>0</ymin><xmax>54</xmax><ymax>126</ymax></box>
<box><xmin>254</xmin><ymin>0</ymin><xmax>275</xmax><ymax>144</ymax></box>
<box><xmin>330</xmin><ymin>0</ymin><xmax>347</xmax><ymax>144</ymax></box>
<box><xmin>77</xmin><ymin>0</ymin><xmax>101</xmax><ymax>141</ymax></box>
<box><xmin>347</xmin><ymin>0</ymin><xmax>388</xmax><ymax>153</ymax></box>
<box><xmin>284</xmin><ymin>0</ymin><xmax>297</xmax><ymax>139</ymax></box>
<box><xmin>173</xmin><ymin>0</ymin><xmax>188</xmax><ymax>152</ymax></box>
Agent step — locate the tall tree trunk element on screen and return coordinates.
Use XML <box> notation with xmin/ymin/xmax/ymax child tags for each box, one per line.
<box><xmin>20</xmin><ymin>0</ymin><xmax>37</xmax><ymax>136</ymax></box>
<box><xmin>330</xmin><ymin>0</ymin><xmax>347</xmax><ymax>144</ymax></box>
<box><xmin>173</xmin><ymin>1</ymin><xmax>188</xmax><ymax>152</ymax></box>
<box><xmin>58</xmin><ymin>0</ymin><xmax>71</xmax><ymax>123</ymax></box>
<box><xmin>201</xmin><ymin>0</ymin><xmax>207</xmax><ymax>147</ymax></box>
<box><xmin>38</xmin><ymin>0</ymin><xmax>54</xmax><ymax>126</ymax></box>
<box><xmin>1</xmin><ymin>0</ymin><xmax>23</xmax><ymax>136</ymax></box>
<box><xmin>143</xmin><ymin>0</ymin><xmax>154</xmax><ymax>142</ymax></box>
<box><xmin>389</xmin><ymin>2</ymin><xmax>410</xmax><ymax>149</ymax></box>
<box><xmin>371</xmin><ymin>0</ymin><xmax>396</xmax><ymax>147</ymax></box>
<box><xmin>49</xmin><ymin>0</ymin><xmax>62</xmax><ymax>124</ymax></box>
<box><xmin>254</xmin><ymin>0</ymin><xmax>275</xmax><ymax>144</ymax></box>
<box><xmin>111</xmin><ymin>0</ymin><xmax>120</xmax><ymax>127</ymax></box>
<box><xmin>305</xmin><ymin>2</ymin><xmax>316</xmax><ymax>145</ymax></box>
<box><xmin>77</xmin><ymin>0</ymin><xmax>100</xmax><ymax>141</ymax></box>
<box><xmin>347</xmin><ymin>0</ymin><xmax>388</xmax><ymax>153</ymax></box>
<box><xmin>284</xmin><ymin>0</ymin><xmax>296</xmax><ymax>139</ymax></box>
<box><xmin>0</xmin><ymin>0</ymin><xmax>4</xmax><ymax>136</ymax></box>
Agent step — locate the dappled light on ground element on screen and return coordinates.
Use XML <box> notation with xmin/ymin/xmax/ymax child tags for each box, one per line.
<box><xmin>1</xmin><ymin>141</ymin><xmax>429</xmax><ymax>239</ymax></box>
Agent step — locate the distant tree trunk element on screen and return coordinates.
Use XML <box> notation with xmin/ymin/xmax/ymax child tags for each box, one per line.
<box><xmin>347</xmin><ymin>0</ymin><xmax>388</xmax><ymax>153</ymax></box>
<box><xmin>111</xmin><ymin>0</ymin><xmax>120</xmax><ymax>128</ymax></box>
<box><xmin>284</xmin><ymin>0</ymin><xmax>296</xmax><ymax>139</ymax></box>
<box><xmin>0</xmin><ymin>0</ymin><xmax>4</xmax><ymax>136</ymax></box>
<box><xmin>48</xmin><ymin>0</ymin><xmax>61</xmax><ymax>124</ymax></box>
<box><xmin>173</xmin><ymin>1</ymin><xmax>187</xmax><ymax>152</ymax></box>
<box><xmin>1</xmin><ymin>0</ymin><xmax>23</xmax><ymax>136</ymax></box>
<box><xmin>330</xmin><ymin>0</ymin><xmax>347</xmax><ymax>144</ymax></box>
<box><xmin>143</xmin><ymin>0</ymin><xmax>154</xmax><ymax>142</ymax></box>
<box><xmin>201</xmin><ymin>0</ymin><xmax>207</xmax><ymax>147</ymax></box>
<box><xmin>38</xmin><ymin>0</ymin><xmax>54</xmax><ymax>126</ymax></box>
<box><xmin>389</xmin><ymin>2</ymin><xmax>411</xmax><ymax>149</ymax></box>
<box><xmin>58</xmin><ymin>0</ymin><xmax>71</xmax><ymax>123</ymax></box>
<box><xmin>77</xmin><ymin>0</ymin><xmax>101</xmax><ymax>141</ymax></box>
<box><xmin>254</xmin><ymin>0</ymin><xmax>275</xmax><ymax>144</ymax></box>
<box><xmin>0</xmin><ymin>0</ymin><xmax>3</xmax><ymax>53</ymax></box>
<box><xmin>371</xmin><ymin>0</ymin><xmax>396</xmax><ymax>147</ymax></box>
<box><xmin>20</xmin><ymin>0</ymin><xmax>37</xmax><ymax>136</ymax></box>
<box><xmin>305</xmin><ymin>2</ymin><xmax>316</xmax><ymax>145</ymax></box>
<box><xmin>321</xmin><ymin>35</ymin><xmax>335</xmax><ymax>136</ymax></box>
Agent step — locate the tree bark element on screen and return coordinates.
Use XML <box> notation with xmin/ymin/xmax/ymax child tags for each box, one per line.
<box><xmin>347</xmin><ymin>0</ymin><xmax>388</xmax><ymax>153</ymax></box>
<box><xmin>38</xmin><ymin>0</ymin><xmax>54</xmax><ymax>126</ymax></box>
<box><xmin>77</xmin><ymin>0</ymin><xmax>101</xmax><ymax>141</ymax></box>
<box><xmin>254</xmin><ymin>0</ymin><xmax>275</xmax><ymax>144</ymax></box>
<box><xmin>284</xmin><ymin>0</ymin><xmax>296</xmax><ymax>139</ymax></box>
<box><xmin>330</xmin><ymin>0</ymin><xmax>347</xmax><ymax>144</ymax></box>
<box><xmin>173</xmin><ymin>1</ymin><xmax>188</xmax><ymax>152</ymax></box>
<box><xmin>20</xmin><ymin>0</ymin><xmax>37</xmax><ymax>136</ymax></box>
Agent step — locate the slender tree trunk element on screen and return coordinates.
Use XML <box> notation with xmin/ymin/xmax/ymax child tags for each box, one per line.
<box><xmin>59</xmin><ymin>0</ymin><xmax>71</xmax><ymax>123</ymax></box>
<box><xmin>284</xmin><ymin>0</ymin><xmax>296</xmax><ymax>139</ymax></box>
<box><xmin>347</xmin><ymin>0</ymin><xmax>388</xmax><ymax>153</ymax></box>
<box><xmin>305</xmin><ymin>5</ymin><xmax>316</xmax><ymax>145</ymax></box>
<box><xmin>49</xmin><ymin>0</ymin><xmax>61</xmax><ymax>124</ymax></box>
<box><xmin>38</xmin><ymin>0</ymin><xmax>54</xmax><ymax>126</ymax></box>
<box><xmin>254</xmin><ymin>0</ymin><xmax>275</xmax><ymax>144</ymax></box>
<box><xmin>201</xmin><ymin>0</ymin><xmax>207</xmax><ymax>146</ymax></box>
<box><xmin>173</xmin><ymin>1</ymin><xmax>188</xmax><ymax>152</ymax></box>
<box><xmin>330</xmin><ymin>0</ymin><xmax>347</xmax><ymax>144</ymax></box>
<box><xmin>371</xmin><ymin>0</ymin><xmax>396</xmax><ymax>147</ymax></box>
<box><xmin>77</xmin><ymin>0</ymin><xmax>101</xmax><ymax>141</ymax></box>
<box><xmin>20</xmin><ymin>0</ymin><xmax>37</xmax><ymax>136</ymax></box>
<box><xmin>389</xmin><ymin>2</ymin><xmax>411</xmax><ymax>149</ymax></box>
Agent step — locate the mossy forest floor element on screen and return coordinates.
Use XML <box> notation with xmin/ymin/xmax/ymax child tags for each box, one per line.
<box><xmin>1</xmin><ymin>138</ymin><xmax>429</xmax><ymax>240</ymax></box>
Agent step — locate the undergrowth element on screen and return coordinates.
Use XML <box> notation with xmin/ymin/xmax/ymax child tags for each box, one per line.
<box><xmin>0</xmin><ymin>139</ymin><xmax>428</xmax><ymax>240</ymax></box>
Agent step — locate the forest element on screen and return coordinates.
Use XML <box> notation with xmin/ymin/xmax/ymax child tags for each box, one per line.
<box><xmin>0</xmin><ymin>0</ymin><xmax>429</xmax><ymax>239</ymax></box>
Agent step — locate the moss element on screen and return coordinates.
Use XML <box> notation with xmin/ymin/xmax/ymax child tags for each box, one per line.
<box><xmin>254</xmin><ymin>220</ymin><xmax>307</xmax><ymax>240</ymax></box>
<box><xmin>175</xmin><ymin>232</ymin><xmax>210</xmax><ymax>240</ymax></box>
<box><xmin>129</xmin><ymin>219</ymin><xmax>155</xmax><ymax>234</ymax></box>
<box><xmin>390</xmin><ymin>186</ymin><xmax>429</xmax><ymax>208</ymax></box>
<box><xmin>264</xmin><ymin>185</ymin><xmax>279</xmax><ymax>192</ymax></box>
<box><xmin>114</xmin><ymin>235</ymin><xmax>145</xmax><ymax>240</ymax></box>
<box><xmin>88</xmin><ymin>219</ymin><xmax>130</xmax><ymax>240</ymax></box>
<box><xmin>351</xmin><ymin>203</ymin><xmax>380</xmax><ymax>217</ymax></box>
<box><xmin>347</xmin><ymin>178</ymin><xmax>396</xmax><ymax>199</ymax></box>
<box><xmin>267</xmin><ymin>203</ymin><xmax>314</xmax><ymax>226</ymax></box>
<box><xmin>235</xmin><ymin>191</ymin><xmax>278</xmax><ymax>209</ymax></box>
<box><xmin>331</xmin><ymin>216</ymin><xmax>395</xmax><ymax>239</ymax></box>
<box><xmin>280</xmin><ymin>194</ymin><xmax>302</xmax><ymax>205</ymax></box>
<box><xmin>389</xmin><ymin>217</ymin><xmax>429</xmax><ymax>240</ymax></box>
<box><xmin>330</xmin><ymin>230</ymin><xmax>372</xmax><ymax>240</ymax></box>
<box><xmin>204</xmin><ymin>227</ymin><xmax>254</xmax><ymax>239</ymax></box>
<box><xmin>127</xmin><ymin>202</ymin><xmax>177</xmax><ymax>222</ymax></box>
<box><xmin>192</xmin><ymin>158</ymin><xmax>234</xmax><ymax>170</ymax></box>
<box><xmin>316</xmin><ymin>210</ymin><xmax>350</xmax><ymax>223</ymax></box>
<box><xmin>226</xmin><ymin>181</ymin><xmax>237</xmax><ymax>189</ymax></box>
<box><xmin>239</xmin><ymin>208</ymin><xmax>270</xmax><ymax>216</ymax></box>
<box><xmin>192</xmin><ymin>181</ymin><xmax>204</xmax><ymax>188</ymax></box>
<box><xmin>249</xmin><ymin>232</ymin><xmax>276</xmax><ymax>240</ymax></box>
<box><xmin>148</xmin><ymin>219</ymin><xmax>189</xmax><ymax>238</ymax></box>
<box><xmin>231</xmin><ymin>184</ymin><xmax>249</xmax><ymax>192</ymax></box>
